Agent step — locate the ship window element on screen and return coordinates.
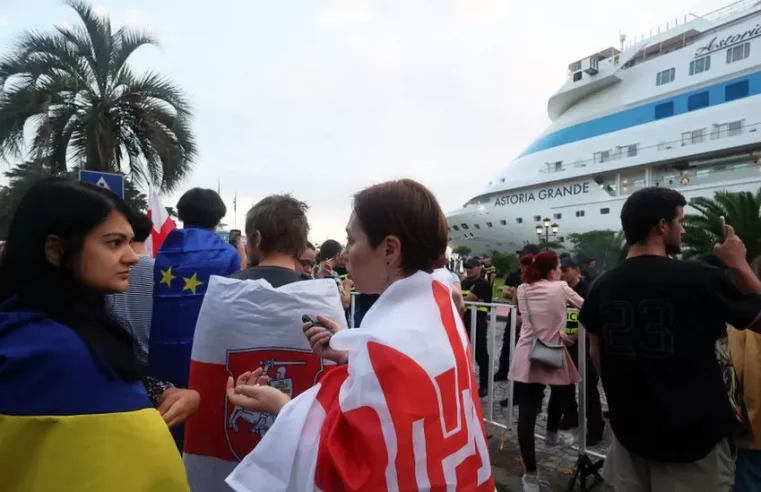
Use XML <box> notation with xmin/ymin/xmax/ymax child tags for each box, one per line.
<box><xmin>573</xmin><ymin>71</ymin><xmax>582</xmax><ymax>82</ymax></box>
<box><xmin>575</xmin><ymin>210</ymin><xmax>585</xmax><ymax>217</ymax></box>
<box><xmin>594</xmin><ymin>150</ymin><xmax>610</xmax><ymax>164</ymax></box>
<box><xmin>453</xmin><ymin>225</ymin><xmax>460</xmax><ymax>231</ymax></box>
<box><xmin>500</xmin><ymin>177</ymin><xmax>506</xmax><ymax>182</ymax></box>
<box><xmin>655</xmin><ymin>101</ymin><xmax>674</xmax><ymax>120</ymax></box>
<box><xmin>516</xmin><ymin>218</ymin><xmax>522</xmax><ymax>224</ymax></box>
<box><xmin>534</xmin><ymin>216</ymin><xmax>541</xmax><ymax>222</ymax></box>
<box><xmin>554</xmin><ymin>161</ymin><xmax>563</xmax><ymax>171</ymax></box>
<box><xmin>461</xmin><ymin>224</ymin><xmax>469</xmax><ymax>230</ymax></box>
<box><xmin>600</xmin><ymin>208</ymin><xmax>610</xmax><ymax>215</ymax></box>
<box><xmin>554</xmin><ymin>213</ymin><xmax>562</xmax><ymax>219</ymax></box>
<box><xmin>656</xmin><ymin>68</ymin><xmax>675</xmax><ymax>86</ymax></box>
<box><xmin>729</xmin><ymin>120</ymin><xmax>743</xmax><ymax>136</ymax></box>
<box><xmin>687</xmin><ymin>91</ymin><xmax>709</xmax><ymax>111</ymax></box>
<box><xmin>627</xmin><ymin>144</ymin><xmax>638</xmax><ymax>157</ymax></box>
<box><xmin>474</xmin><ymin>224</ymin><xmax>481</xmax><ymax>230</ymax></box>
<box><xmin>486</xmin><ymin>222</ymin><xmax>493</xmax><ymax>227</ymax></box>
<box><xmin>500</xmin><ymin>220</ymin><xmax>507</xmax><ymax>225</ymax></box>
<box><xmin>726</xmin><ymin>80</ymin><xmax>749</xmax><ymax>102</ymax></box>
<box><xmin>727</xmin><ymin>42</ymin><xmax>750</xmax><ymax>64</ymax></box>
<box><xmin>689</xmin><ymin>56</ymin><xmax>711</xmax><ymax>75</ymax></box>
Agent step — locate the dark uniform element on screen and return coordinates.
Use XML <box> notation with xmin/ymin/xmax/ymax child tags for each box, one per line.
<box><xmin>557</xmin><ymin>279</ymin><xmax>605</xmax><ymax>444</ymax></box>
<box><xmin>461</xmin><ymin>275</ymin><xmax>492</xmax><ymax>392</ymax></box>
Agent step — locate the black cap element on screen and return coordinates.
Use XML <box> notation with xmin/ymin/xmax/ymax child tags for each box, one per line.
<box><xmin>521</xmin><ymin>244</ymin><xmax>541</xmax><ymax>256</ymax></box>
<box><xmin>464</xmin><ymin>258</ymin><xmax>481</xmax><ymax>269</ymax></box>
<box><xmin>561</xmin><ymin>258</ymin><xmax>579</xmax><ymax>269</ymax></box>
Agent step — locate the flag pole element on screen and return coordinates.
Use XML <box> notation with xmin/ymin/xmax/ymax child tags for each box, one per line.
<box><xmin>234</xmin><ymin>191</ymin><xmax>238</xmax><ymax>229</ymax></box>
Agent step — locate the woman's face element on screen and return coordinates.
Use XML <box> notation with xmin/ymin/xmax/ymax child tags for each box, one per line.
<box><xmin>77</xmin><ymin>211</ymin><xmax>138</xmax><ymax>293</ymax></box>
<box><xmin>345</xmin><ymin>212</ymin><xmax>391</xmax><ymax>295</ymax></box>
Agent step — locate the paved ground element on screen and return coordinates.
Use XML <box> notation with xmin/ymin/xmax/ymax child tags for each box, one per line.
<box><xmin>481</xmin><ymin>319</ymin><xmax>613</xmax><ymax>491</ymax></box>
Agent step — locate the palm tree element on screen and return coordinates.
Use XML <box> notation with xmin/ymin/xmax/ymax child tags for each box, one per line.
<box><xmin>0</xmin><ymin>0</ymin><xmax>196</xmax><ymax>192</ymax></box>
<box><xmin>683</xmin><ymin>189</ymin><xmax>761</xmax><ymax>262</ymax></box>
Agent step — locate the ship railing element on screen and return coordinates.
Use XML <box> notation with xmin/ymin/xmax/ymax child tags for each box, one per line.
<box><xmin>538</xmin><ymin>117</ymin><xmax>761</xmax><ymax>175</ymax></box>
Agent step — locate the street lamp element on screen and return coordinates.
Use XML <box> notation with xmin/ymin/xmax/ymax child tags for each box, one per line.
<box><xmin>536</xmin><ymin>217</ymin><xmax>559</xmax><ymax>250</ymax></box>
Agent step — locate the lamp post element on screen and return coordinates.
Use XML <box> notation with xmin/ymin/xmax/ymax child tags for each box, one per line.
<box><xmin>536</xmin><ymin>217</ymin><xmax>559</xmax><ymax>250</ymax></box>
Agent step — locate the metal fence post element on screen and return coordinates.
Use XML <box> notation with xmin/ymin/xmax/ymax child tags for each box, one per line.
<box><xmin>349</xmin><ymin>292</ymin><xmax>356</xmax><ymax>329</ymax></box>
<box><xmin>469</xmin><ymin>306</ymin><xmax>477</xmax><ymax>367</ymax></box>
<box><xmin>488</xmin><ymin>306</ymin><xmax>498</xmax><ymax>423</ymax></box>
<box><xmin>506</xmin><ymin>306</ymin><xmax>517</xmax><ymax>431</ymax></box>
<box><xmin>578</xmin><ymin>312</ymin><xmax>587</xmax><ymax>454</ymax></box>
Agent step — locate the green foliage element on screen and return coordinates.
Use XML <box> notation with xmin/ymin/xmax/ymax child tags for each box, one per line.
<box><xmin>489</xmin><ymin>250</ymin><xmax>518</xmax><ymax>277</ymax></box>
<box><xmin>566</xmin><ymin>230</ymin><xmax>625</xmax><ymax>273</ymax></box>
<box><xmin>453</xmin><ymin>245</ymin><xmax>472</xmax><ymax>257</ymax></box>
<box><xmin>683</xmin><ymin>189</ymin><xmax>761</xmax><ymax>262</ymax></box>
<box><xmin>538</xmin><ymin>238</ymin><xmax>565</xmax><ymax>251</ymax></box>
<box><xmin>0</xmin><ymin>0</ymin><xmax>196</xmax><ymax>192</ymax></box>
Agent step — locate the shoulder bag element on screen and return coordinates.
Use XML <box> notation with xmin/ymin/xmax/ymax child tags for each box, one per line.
<box><xmin>521</xmin><ymin>285</ymin><xmax>565</xmax><ymax>369</ymax></box>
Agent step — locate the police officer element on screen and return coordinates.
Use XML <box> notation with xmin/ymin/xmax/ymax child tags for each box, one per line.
<box><xmin>461</xmin><ymin>257</ymin><xmax>492</xmax><ymax>398</ymax></box>
<box><xmin>558</xmin><ymin>258</ymin><xmax>605</xmax><ymax>445</ymax></box>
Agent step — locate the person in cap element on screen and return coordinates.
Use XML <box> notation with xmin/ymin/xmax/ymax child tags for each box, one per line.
<box><xmin>461</xmin><ymin>257</ymin><xmax>492</xmax><ymax>397</ymax></box>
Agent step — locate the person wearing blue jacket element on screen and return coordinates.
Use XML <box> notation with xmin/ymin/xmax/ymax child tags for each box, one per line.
<box><xmin>148</xmin><ymin>187</ymin><xmax>240</xmax><ymax>451</ymax></box>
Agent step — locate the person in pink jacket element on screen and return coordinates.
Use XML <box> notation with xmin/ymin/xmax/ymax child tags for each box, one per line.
<box><xmin>508</xmin><ymin>251</ymin><xmax>583</xmax><ymax>492</ymax></box>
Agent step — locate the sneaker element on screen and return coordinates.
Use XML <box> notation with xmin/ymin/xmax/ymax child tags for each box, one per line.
<box><xmin>521</xmin><ymin>474</ymin><xmax>541</xmax><ymax>492</ymax></box>
<box><xmin>545</xmin><ymin>431</ymin><xmax>573</xmax><ymax>447</ymax></box>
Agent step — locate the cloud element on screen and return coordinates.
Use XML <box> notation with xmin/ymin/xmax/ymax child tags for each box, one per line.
<box><xmin>316</xmin><ymin>0</ymin><xmax>375</xmax><ymax>26</ymax></box>
<box><xmin>125</xmin><ymin>9</ymin><xmax>147</xmax><ymax>27</ymax></box>
<box><xmin>0</xmin><ymin>18</ymin><xmax>8</xmax><ymax>28</ymax></box>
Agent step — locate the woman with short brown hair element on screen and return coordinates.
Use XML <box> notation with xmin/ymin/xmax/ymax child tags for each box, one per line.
<box><xmin>224</xmin><ymin>179</ymin><xmax>495</xmax><ymax>491</ymax></box>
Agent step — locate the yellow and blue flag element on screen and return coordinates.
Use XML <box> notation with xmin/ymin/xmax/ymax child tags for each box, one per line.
<box><xmin>0</xmin><ymin>306</ymin><xmax>189</xmax><ymax>492</ymax></box>
<box><xmin>148</xmin><ymin>228</ymin><xmax>240</xmax><ymax>450</ymax></box>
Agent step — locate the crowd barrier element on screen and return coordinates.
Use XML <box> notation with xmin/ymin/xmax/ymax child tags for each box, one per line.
<box><xmin>347</xmin><ymin>294</ymin><xmax>606</xmax><ymax>488</ymax></box>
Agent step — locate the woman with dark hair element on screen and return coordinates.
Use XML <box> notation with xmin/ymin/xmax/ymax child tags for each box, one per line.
<box><xmin>0</xmin><ymin>179</ymin><xmax>188</xmax><ymax>491</ymax></box>
<box><xmin>224</xmin><ymin>179</ymin><xmax>495</xmax><ymax>491</ymax></box>
<box><xmin>508</xmin><ymin>251</ymin><xmax>583</xmax><ymax>491</ymax></box>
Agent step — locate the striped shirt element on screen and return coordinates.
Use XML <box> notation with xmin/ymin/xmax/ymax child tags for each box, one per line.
<box><xmin>107</xmin><ymin>255</ymin><xmax>155</xmax><ymax>360</ymax></box>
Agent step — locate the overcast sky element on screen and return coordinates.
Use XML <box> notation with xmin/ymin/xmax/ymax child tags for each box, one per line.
<box><xmin>0</xmin><ymin>0</ymin><xmax>729</xmax><ymax>243</ymax></box>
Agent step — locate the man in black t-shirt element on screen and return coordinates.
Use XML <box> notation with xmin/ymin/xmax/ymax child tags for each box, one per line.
<box><xmin>461</xmin><ymin>257</ymin><xmax>492</xmax><ymax>397</ymax></box>
<box><xmin>580</xmin><ymin>187</ymin><xmax>761</xmax><ymax>491</ymax></box>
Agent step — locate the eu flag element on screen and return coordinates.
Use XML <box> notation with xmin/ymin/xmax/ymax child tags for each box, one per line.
<box><xmin>148</xmin><ymin>228</ymin><xmax>240</xmax><ymax>450</ymax></box>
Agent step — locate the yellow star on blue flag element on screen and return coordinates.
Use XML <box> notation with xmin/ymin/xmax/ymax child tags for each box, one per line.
<box><xmin>159</xmin><ymin>267</ymin><xmax>176</xmax><ymax>288</ymax></box>
<box><xmin>182</xmin><ymin>272</ymin><xmax>204</xmax><ymax>295</ymax></box>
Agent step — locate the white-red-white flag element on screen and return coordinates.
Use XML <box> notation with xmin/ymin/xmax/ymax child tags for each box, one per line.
<box><xmin>226</xmin><ymin>271</ymin><xmax>495</xmax><ymax>492</ymax></box>
<box><xmin>183</xmin><ymin>276</ymin><xmax>346</xmax><ymax>492</ymax></box>
<box><xmin>145</xmin><ymin>188</ymin><xmax>175</xmax><ymax>257</ymax></box>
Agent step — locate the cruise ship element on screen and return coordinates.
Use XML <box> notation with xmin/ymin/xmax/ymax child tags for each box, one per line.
<box><xmin>448</xmin><ymin>0</ymin><xmax>761</xmax><ymax>255</ymax></box>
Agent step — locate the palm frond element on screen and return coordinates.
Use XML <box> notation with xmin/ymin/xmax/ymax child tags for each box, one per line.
<box><xmin>110</xmin><ymin>27</ymin><xmax>158</xmax><ymax>81</ymax></box>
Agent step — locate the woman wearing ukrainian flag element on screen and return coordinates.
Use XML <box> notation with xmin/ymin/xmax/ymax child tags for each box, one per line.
<box><xmin>0</xmin><ymin>179</ymin><xmax>188</xmax><ymax>491</ymax></box>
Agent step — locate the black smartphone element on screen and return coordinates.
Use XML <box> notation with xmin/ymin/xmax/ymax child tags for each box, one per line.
<box><xmin>229</xmin><ymin>229</ymin><xmax>242</xmax><ymax>247</ymax></box>
<box><xmin>301</xmin><ymin>315</ymin><xmax>324</xmax><ymax>328</ymax></box>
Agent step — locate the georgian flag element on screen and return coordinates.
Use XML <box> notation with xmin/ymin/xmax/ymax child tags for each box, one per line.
<box><xmin>226</xmin><ymin>270</ymin><xmax>495</xmax><ymax>492</ymax></box>
<box><xmin>145</xmin><ymin>188</ymin><xmax>176</xmax><ymax>258</ymax></box>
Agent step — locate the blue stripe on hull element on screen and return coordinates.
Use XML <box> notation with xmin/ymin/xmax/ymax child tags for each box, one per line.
<box><xmin>521</xmin><ymin>69</ymin><xmax>761</xmax><ymax>157</ymax></box>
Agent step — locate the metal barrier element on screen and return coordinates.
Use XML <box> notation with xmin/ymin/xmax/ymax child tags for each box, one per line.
<box><xmin>462</xmin><ymin>300</ymin><xmax>606</xmax><ymax>489</ymax></box>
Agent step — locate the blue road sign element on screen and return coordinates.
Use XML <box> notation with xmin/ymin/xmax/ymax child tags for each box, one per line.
<box><xmin>79</xmin><ymin>170</ymin><xmax>124</xmax><ymax>199</ymax></box>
